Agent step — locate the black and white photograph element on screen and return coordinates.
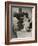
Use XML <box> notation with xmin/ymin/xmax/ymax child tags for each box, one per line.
<box><xmin>11</xmin><ymin>7</ymin><xmax>32</xmax><ymax>38</ymax></box>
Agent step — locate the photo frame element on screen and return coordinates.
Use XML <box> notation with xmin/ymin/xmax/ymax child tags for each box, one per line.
<box><xmin>5</xmin><ymin>1</ymin><xmax>37</xmax><ymax>45</ymax></box>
